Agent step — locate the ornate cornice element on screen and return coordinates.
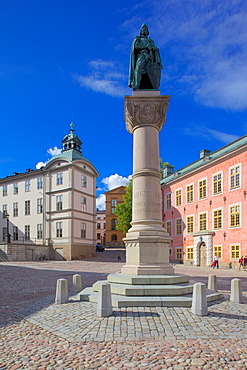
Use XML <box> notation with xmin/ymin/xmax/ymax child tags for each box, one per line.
<box><xmin>124</xmin><ymin>95</ymin><xmax>170</xmax><ymax>134</ymax></box>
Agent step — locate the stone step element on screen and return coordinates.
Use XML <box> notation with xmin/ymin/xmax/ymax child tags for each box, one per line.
<box><xmin>107</xmin><ymin>273</ymin><xmax>190</xmax><ymax>285</ymax></box>
<box><xmin>93</xmin><ymin>281</ymin><xmax>193</xmax><ymax>296</ymax></box>
<box><xmin>78</xmin><ymin>287</ymin><xmax>221</xmax><ymax>308</ymax></box>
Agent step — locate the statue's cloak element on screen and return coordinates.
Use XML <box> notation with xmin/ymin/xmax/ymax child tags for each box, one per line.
<box><xmin>128</xmin><ymin>36</ymin><xmax>163</xmax><ymax>89</ymax></box>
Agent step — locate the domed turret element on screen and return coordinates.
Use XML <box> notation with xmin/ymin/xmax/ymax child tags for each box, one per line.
<box><xmin>62</xmin><ymin>122</ymin><xmax>82</xmax><ymax>153</ymax></box>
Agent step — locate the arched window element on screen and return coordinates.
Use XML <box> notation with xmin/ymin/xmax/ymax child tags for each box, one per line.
<box><xmin>111</xmin><ymin>234</ymin><xmax>117</xmax><ymax>241</ymax></box>
<box><xmin>111</xmin><ymin>219</ymin><xmax>117</xmax><ymax>230</ymax></box>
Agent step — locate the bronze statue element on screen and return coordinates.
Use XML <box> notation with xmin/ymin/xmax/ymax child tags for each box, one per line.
<box><xmin>128</xmin><ymin>24</ymin><xmax>163</xmax><ymax>90</ymax></box>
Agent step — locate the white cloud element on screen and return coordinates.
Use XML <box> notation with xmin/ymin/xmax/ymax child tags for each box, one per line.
<box><xmin>73</xmin><ymin>59</ymin><xmax>129</xmax><ymax>97</ymax></box>
<box><xmin>47</xmin><ymin>146</ymin><xmax>62</xmax><ymax>156</ymax></box>
<box><xmin>96</xmin><ymin>193</ymin><xmax>106</xmax><ymax>210</ymax></box>
<box><xmin>102</xmin><ymin>173</ymin><xmax>131</xmax><ymax>190</ymax></box>
<box><xmin>35</xmin><ymin>146</ymin><xmax>62</xmax><ymax>169</ymax></box>
<box><xmin>183</xmin><ymin>125</ymin><xmax>239</xmax><ymax>144</ymax></box>
<box><xmin>96</xmin><ymin>174</ymin><xmax>131</xmax><ymax>210</ymax></box>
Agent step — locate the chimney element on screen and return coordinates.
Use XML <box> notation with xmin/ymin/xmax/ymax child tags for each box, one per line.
<box><xmin>199</xmin><ymin>149</ymin><xmax>211</xmax><ymax>159</ymax></box>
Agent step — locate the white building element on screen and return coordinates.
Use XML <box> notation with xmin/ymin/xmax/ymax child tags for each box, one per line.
<box><xmin>0</xmin><ymin>123</ymin><xmax>99</xmax><ymax>260</ymax></box>
<box><xmin>96</xmin><ymin>209</ymin><xmax>106</xmax><ymax>246</ymax></box>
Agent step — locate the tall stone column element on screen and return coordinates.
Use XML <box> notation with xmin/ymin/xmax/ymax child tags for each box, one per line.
<box><xmin>121</xmin><ymin>91</ymin><xmax>174</xmax><ymax>275</ymax></box>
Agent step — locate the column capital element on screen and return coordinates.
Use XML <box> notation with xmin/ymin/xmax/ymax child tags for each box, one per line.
<box><xmin>124</xmin><ymin>94</ymin><xmax>170</xmax><ymax>134</ymax></box>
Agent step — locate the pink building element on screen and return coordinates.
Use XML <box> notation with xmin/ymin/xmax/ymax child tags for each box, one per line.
<box><xmin>161</xmin><ymin>135</ymin><xmax>247</xmax><ymax>268</ymax></box>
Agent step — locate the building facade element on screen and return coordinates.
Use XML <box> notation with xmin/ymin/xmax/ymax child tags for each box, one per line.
<box><xmin>105</xmin><ymin>186</ymin><xmax>126</xmax><ymax>248</ymax></box>
<box><xmin>0</xmin><ymin>123</ymin><xmax>99</xmax><ymax>261</ymax></box>
<box><xmin>161</xmin><ymin>135</ymin><xmax>247</xmax><ymax>268</ymax></box>
<box><xmin>96</xmin><ymin>209</ymin><xmax>106</xmax><ymax>246</ymax></box>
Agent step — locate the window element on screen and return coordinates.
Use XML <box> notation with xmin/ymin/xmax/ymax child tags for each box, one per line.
<box><xmin>199</xmin><ymin>179</ymin><xmax>207</xmax><ymax>200</ymax></box>
<box><xmin>111</xmin><ymin>234</ymin><xmax>117</xmax><ymax>241</ymax></box>
<box><xmin>176</xmin><ymin>218</ymin><xmax>182</xmax><ymax>235</ymax></box>
<box><xmin>25</xmin><ymin>180</ymin><xmax>30</xmax><ymax>192</ymax></box>
<box><xmin>97</xmin><ymin>223</ymin><xmax>101</xmax><ymax>229</ymax></box>
<box><xmin>37</xmin><ymin>177</ymin><xmax>43</xmax><ymax>189</ymax></box>
<box><xmin>81</xmin><ymin>196</ymin><xmax>86</xmax><ymax>212</ymax></box>
<box><xmin>81</xmin><ymin>175</ymin><xmax>87</xmax><ymax>188</ymax></box>
<box><xmin>214</xmin><ymin>246</ymin><xmax>222</xmax><ymax>259</ymax></box>
<box><xmin>111</xmin><ymin>219</ymin><xmax>117</xmax><ymax>230</ymax></box>
<box><xmin>176</xmin><ymin>248</ymin><xmax>182</xmax><ymax>260</ymax></box>
<box><xmin>56</xmin><ymin>195</ymin><xmax>63</xmax><ymax>211</ymax></box>
<box><xmin>111</xmin><ymin>199</ymin><xmax>117</xmax><ymax>213</ymax></box>
<box><xmin>56</xmin><ymin>222</ymin><xmax>62</xmax><ymax>237</ymax></box>
<box><xmin>25</xmin><ymin>225</ymin><xmax>30</xmax><ymax>240</ymax></box>
<box><xmin>166</xmin><ymin>220</ymin><xmax>172</xmax><ymax>236</ymax></box>
<box><xmin>230</xmin><ymin>165</ymin><xmax>240</xmax><ymax>190</ymax></box>
<box><xmin>230</xmin><ymin>204</ymin><xmax>240</xmax><ymax>228</ymax></box>
<box><xmin>2</xmin><ymin>204</ymin><xmax>7</xmax><ymax>218</ymax></box>
<box><xmin>13</xmin><ymin>202</ymin><xmax>18</xmax><ymax>217</ymax></box>
<box><xmin>25</xmin><ymin>200</ymin><xmax>31</xmax><ymax>215</ymax></box>
<box><xmin>231</xmin><ymin>245</ymin><xmax>240</xmax><ymax>259</ymax></box>
<box><xmin>186</xmin><ymin>184</ymin><xmax>194</xmax><ymax>204</ymax></box>
<box><xmin>81</xmin><ymin>223</ymin><xmax>86</xmax><ymax>238</ymax></box>
<box><xmin>213</xmin><ymin>209</ymin><xmax>222</xmax><ymax>230</ymax></box>
<box><xmin>13</xmin><ymin>226</ymin><xmax>18</xmax><ymax>241</ymax></box>
<box><xmin>13</xmin><ymin>183</ymin><xmax>18</xmax><ymax>194</ymax></box>
<box><xmin>213</xmin><ymin>172</ymin><xmax>222</xmax><ymax>195</ymax></box>
<box><xmin>187</xmin><ymin>215</ymin><xmax>194</xmax><ymax>234</ymax></box>
<box><xmin>2</xmin><ymin>185</ymin><xmax>7</xmax><ymax>196</ymax></box>
<box><xmin>199</xmin><ymin>213</ymin><xmax>207</xmax><ymax>232</ymax></box>
<box><xmin>37</xmin><ymin>198</ymin><xmax>43</xmax><ymax>214</ymax></box>
<box><xmin>187</xmin><ymin>247</ymin><xmax>194</xmax><ymax>260</ymax></box>
<box><xmin>56</xmin><ymin>173</ymin><xmax>63</xmax><ymax>185</ymax></box>
<box><xmin>37</xmin><ymin>224</ymin><xmax>43</xmax><ymax>239</ymax></box>
<box><xmin>166</xmin><ymin>193</ymin><xmax>172</xmax><ymax>210</ymax></box>
<box><xmin>2</xmin><ymin>227</ymin><xmax>7</xmax><ymax>242</ymax></box>
<box><xmin>175</xmin><ymin>189</ymin><xmax>182</xmax><ymax>207</ymax></box>
<box><xmin>97</xmin><ymin>233</ymin><xmax>100</xmax><ymax>240</ymax></box>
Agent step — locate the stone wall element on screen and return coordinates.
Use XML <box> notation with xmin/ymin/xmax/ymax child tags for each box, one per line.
<box><xmin>0</xmin><ymin>243</ymin><xmax>50</xmax><ymax>261</ymax></box>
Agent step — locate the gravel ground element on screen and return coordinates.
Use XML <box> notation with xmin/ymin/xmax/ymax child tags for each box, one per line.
<box><xmin>0</xmin><ymin>248</ymin><xmax>247</xmax><ymax>370</ymax></box>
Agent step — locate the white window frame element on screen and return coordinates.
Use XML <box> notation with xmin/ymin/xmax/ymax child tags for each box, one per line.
<box><xmin>175</xmin><ymin>217</ymin><xmax>183</xmax><ymax>236</ymax></box>
<box><xmin>229</xmin><ymin>163</ymin><xmax>242</xmax><ymax>191</ymax></box>
<box><xmin>175</xmin><ymin>188</ymin><xmax>182</xmax><ymax>207</ymax></box>
<box><xmin>186</xmin><ymin>214</ymin><xmax>194</xmax><ymax>234</ymax></box>
<box><xmin>166</xmin><ymin>219</ymin><xmax>172</xmax><ymax>236</ymax></box>
<box><xmin>25</xmin><ymin>180</ymin><xmax>31</xmax><ymax>192</ymax></box>
<box><xmin>56</xmin><ymin>173</ymin><xmax>63</xmax><ymax>185</ymax></box>
<box><xmin>213</xmin><ymin>245</ymin><xmax>223</xmax><ymax>260</ymax></box>
<box><xmin>230</xmin><ymin>244</ymin><xmax>241</xmax><ymax>260</ymax></box>
<box><xmin>212</xmin><ymin>171</ymin><xmax>223</xmax><ymax>196</ymax></box>
<box><xmin>166</xmin><ymin>192</ymin><xmax>172</xmax><ymax>210</ymax></box>
<box><xmin>186</xmin><ymin>183</ymin><xmax>194</xmax><ymax>204</ymax></box>
<box><xmin>198</xmin><ymin>177</ymin><xmax>207</xmax><ymax>201</ymax></box>
<box><xmin>229</xmin><ymin>202</ymin><xmax>242</xmax><ymax>229</ymax></box>
<box><xmin>212</xmin><ymin>207</ymin><xmax>223</xmax><ymax>231</ymax></box>
<box><xmin>198</xmin><ymin>211</ymin><xmax>208</xmax><ymax>232</ymax></box>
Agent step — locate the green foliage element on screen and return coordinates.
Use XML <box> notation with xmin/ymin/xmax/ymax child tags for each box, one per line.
<box><xmin>114</xmin><ymin>180</ymin><xmax>132</xmax><ymax>234</ymax></box>
<box><xmin>160</xmin><ymin>159</ymin><xmax>170</xmax><ymax>177</ymax></box>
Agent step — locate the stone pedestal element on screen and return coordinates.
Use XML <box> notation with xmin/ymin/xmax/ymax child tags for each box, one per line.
<box><xmin>121</xmin><ymin>91</ymin><xmax>174</xmax><ymax>276</ymax></box>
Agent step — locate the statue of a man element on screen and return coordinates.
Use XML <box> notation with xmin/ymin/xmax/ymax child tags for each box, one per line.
<box><xmin>128</xmin><ymin>24</ymin><xmax>163</xmax><ymax>90</ymax></box>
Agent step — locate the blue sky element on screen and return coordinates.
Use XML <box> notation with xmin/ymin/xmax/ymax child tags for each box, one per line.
<box><xmin>1</xmin><ymin>0</ymin><xmax>247</xmax><ymax>209</ymax></box>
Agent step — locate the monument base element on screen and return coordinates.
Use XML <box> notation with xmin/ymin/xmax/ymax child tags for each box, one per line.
<box><xmin>121</xmin><ymin>228</ymin><xmax>174</xmax><ymax>275</ymax></box>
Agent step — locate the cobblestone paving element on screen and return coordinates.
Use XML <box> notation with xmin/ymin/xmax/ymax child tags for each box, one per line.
<box><xmin>1</xmin><ymin>250</ymin><xmax>247</xmax><ymax>369</ymax></box>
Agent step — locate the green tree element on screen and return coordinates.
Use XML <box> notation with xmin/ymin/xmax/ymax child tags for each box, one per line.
<box><xmin>115</xmin><ymin>180</ymin><xmax>132</xmax><ymax>233</ymax></box>
<box><xmin>160</xmin><ymin>159</ymin><xmax>170</xmax><ymax>177</ymax></box>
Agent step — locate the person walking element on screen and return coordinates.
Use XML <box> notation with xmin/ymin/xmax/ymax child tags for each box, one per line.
<box><xmin>117</xmin><ymin>252</ymin><xmax>121</xmax><ymax>262</ymax></box>
<box><xmin>213</xmin><ymin>254</ymin><xmax>219</xmax><ymax>269</ymax></box>
<box><xmin>239</xmin><ymin>256</ymin><xmax>244</xmax><ymax>270</ymax></box>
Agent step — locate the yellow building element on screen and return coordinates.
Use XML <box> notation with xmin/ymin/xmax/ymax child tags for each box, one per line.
<box><xmin>105</xmin><ymin>186</ymin><xmax>126</xmax><ymax>247</ymax></box>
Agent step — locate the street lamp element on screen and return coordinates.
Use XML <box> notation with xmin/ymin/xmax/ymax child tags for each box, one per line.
<box><xmin>5</xmin><ymin>212</ymin><xmax>10</xmax><ymax>243</ymax></box>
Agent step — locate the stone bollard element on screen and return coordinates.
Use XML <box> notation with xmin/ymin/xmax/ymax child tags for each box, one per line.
<box><xmin>191</xmin><ymin>282</ymin><xmax>208</xmax><ymax>316</ymax></box>
<box><xmin>208</xmin><ymin>274</ymin><xmax>217</xmax><ymax>291</ymax></box>
<box><xmin>97</xmin><ymin>282</ymin><xmax>113</xmax><ymax>317</ymax></box>
<box><xmin>55</xmin><ymin>278</ymin><xmax>68</xmax><ymax>304</ymax></box>
<box><xmin>72</xmin><ymin>274</ymin><xmax>82</xmax><ymax>293</ymax></box>
<box><xmin>230</xmin><ymin>278</ymin><xmax>243</xmax><ymax>304</ymax></box>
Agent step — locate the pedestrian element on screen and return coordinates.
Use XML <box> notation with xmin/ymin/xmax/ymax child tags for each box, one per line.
<box><xmin>117</xmin><ymin>252</ymin><xmax>121</xmax><ymax>262</ymax></box>
<box><xmin>213</xmin><ymin>254</ymin><xmax>219</xmax><ymax>269</ymax></box>
<box><xmin>244</xmin><ymin>255</ymin><xmax>247</xmax><ymax>271</ymax></box>
<box><xmin>239</xmin><ymin>256</ymin><xmax>244</xmax><ymax>270</ymax></box>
